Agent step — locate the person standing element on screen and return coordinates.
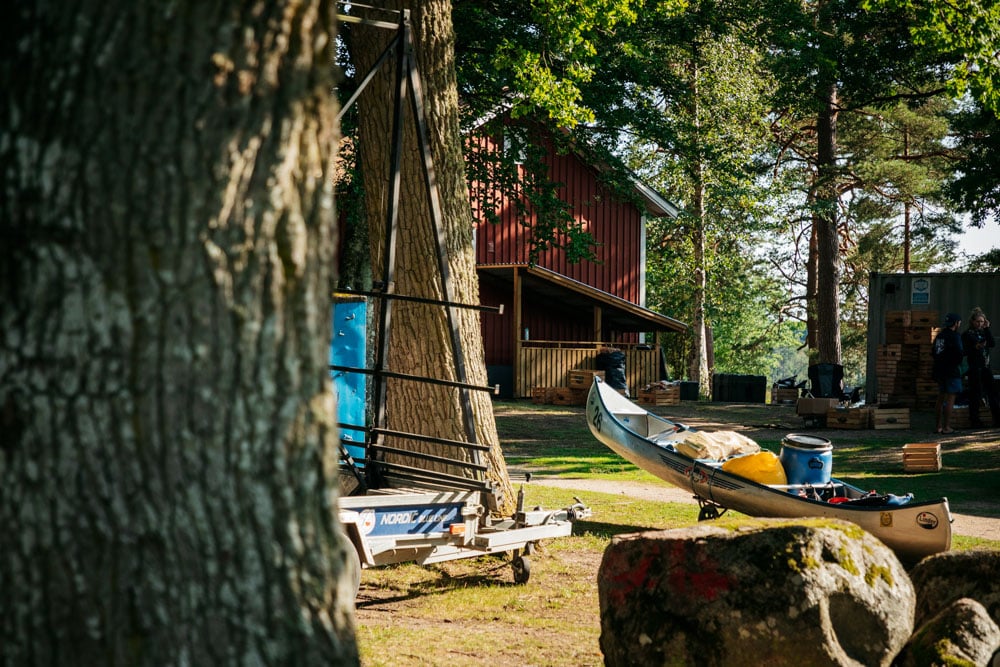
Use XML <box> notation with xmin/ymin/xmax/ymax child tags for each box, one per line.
<box><xmin>932</xmin><ymin>312</ymin><xmax>965</xmax><ymax>434</ymax></box>
<box><xmin>961</xmin><ymin>307</ymin><xmax>999</xmax><ymax>428</ymax></box>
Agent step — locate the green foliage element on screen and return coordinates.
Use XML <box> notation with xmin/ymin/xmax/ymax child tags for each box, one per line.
<box><xmin>863</xmin><ymin>0</ymin><xmax>1000</xmax><ymax>114</ymax></box>
<box><xmin>966</xmin><ymin>249</ymin><xmax>1000</xmax><ymax>272</ymax></box>
<box><xmin>455</xmin><ymin>0</ymin><xmax>673</xmax><ymax>127</ymax></box>
<box><xmin>946</xmin><ymin>104</ymin><xmax>1000</xmax><ymax>229</ymax></box>
<box><xmin>645</xmin><ymin>215</ymin><xmax>797</xmax><ymax>379</ymax></box>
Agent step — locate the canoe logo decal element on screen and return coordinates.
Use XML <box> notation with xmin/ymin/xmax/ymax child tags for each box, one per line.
<box><xmin>916</xmin><ymin>512</ymin><xmax>939</xmax><ymax>530</ymax></box>
<box><xmin>880</xmin><ymin>512</ymin><xmax>893</xmax><ymax>527</ymax></box>
<box><xmin>690</xmin><ymin>468</ymin><xmax>709</xmax><ymax>485</ymax></box>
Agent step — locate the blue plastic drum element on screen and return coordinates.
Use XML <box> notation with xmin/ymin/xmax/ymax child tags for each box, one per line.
<box><xmin>779</xmin><ymin>434</ymin><xmax>833</xmax><ymax>486</ymax></box>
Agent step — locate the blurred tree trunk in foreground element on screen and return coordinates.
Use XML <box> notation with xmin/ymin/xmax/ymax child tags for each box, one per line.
<box><xmin>0</xmin><ymin>1</ymin><xmax>358</xmax><ymax>664</ymax></box>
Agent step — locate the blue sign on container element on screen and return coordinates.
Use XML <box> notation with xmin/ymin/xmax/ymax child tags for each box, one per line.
<box><xmin>331</xmin><ymin>297</ymin><xmax>367</xmax><ymax>467</ymax></box>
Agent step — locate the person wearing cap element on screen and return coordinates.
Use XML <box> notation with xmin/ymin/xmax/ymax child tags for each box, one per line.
<box><xmin>961</xmin><ymin>307</ymin><xmax>999</xmax><ymax>428</ymax></box>
<box><xmin>932</xmin><ymin>312</ymin><xmax>964</xmax><ymax>434</ymax></box>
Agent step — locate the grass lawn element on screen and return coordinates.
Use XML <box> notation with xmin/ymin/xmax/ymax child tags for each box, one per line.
<box><xmin>353</xmin><ymin>398</ymin><xmax>1000</xmax><ymax>666</ymax></box>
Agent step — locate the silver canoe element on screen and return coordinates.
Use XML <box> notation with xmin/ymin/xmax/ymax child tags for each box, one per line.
<box><xmin>586</xmin><ymin>377</ymin><xmax>952</xmax><ymax>562</ymax></box>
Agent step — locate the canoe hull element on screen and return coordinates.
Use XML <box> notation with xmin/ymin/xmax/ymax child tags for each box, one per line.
<box><xmin>586</xmin><ymin>379</ymin><xmax>952</xmax><ymax>562</ymax></box>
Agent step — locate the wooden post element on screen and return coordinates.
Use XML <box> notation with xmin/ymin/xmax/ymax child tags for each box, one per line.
<box><xmin>513</xmin><ymin>267</ymin><xmax>523</xmax><ymax>397</ymax></box>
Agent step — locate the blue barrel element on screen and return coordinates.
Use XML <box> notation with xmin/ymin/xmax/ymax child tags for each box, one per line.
<box><xmin>331</xmin><ymin>297</ymin><xmax>367</xmax><ymax>468</ymax></box>
<box><xmin>779</xmin><ymin>434</ymin><xmax>832</xmax><ymax>486</ymax></box>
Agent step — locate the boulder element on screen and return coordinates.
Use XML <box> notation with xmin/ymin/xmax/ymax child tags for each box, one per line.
<box><xmin>909</xmin><ymin>550</ymin><xmax>1000</xmax><ymax>627</ymax></box>
<box><xmin>894</xmin><ymin>598</ymin><xmax>1000</xmax><ymax>667</ymax></box>
<box><xmin>598</xmin><ymin>519</ymin><xmax>914</xmax><ymax>667</ymax></box>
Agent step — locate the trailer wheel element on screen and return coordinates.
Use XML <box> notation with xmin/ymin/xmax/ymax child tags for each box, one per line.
<box><xmin>340</xmin><ymin>532</ymin><xmax>362</xmax><ymax>598</ymax></box>
<box><xmin>512</xmin><ymin>555</ymin><xmax>531</xmax><ymax>584</ymax></box>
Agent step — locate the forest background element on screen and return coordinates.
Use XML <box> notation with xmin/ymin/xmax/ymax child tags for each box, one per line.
<box><xmin>335</xmin><ymin>0</ymin><xmax>1000</xmax><ymax>393</ymax></box>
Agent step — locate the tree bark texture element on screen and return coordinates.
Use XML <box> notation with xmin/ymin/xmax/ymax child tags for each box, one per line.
<box><xmin>1</xmin><ymin>2</ymin><xmax>358</xmax><ymax>664</ymax></box>
<box><xmin>814</xmin><ymin>80</ymin><xmax>843</xmax><ymax>365</ymax></box>
<box><xmin>349</xmin><ymin>1</ymin><xmax>514</xmax><ymax>513</ymax></box>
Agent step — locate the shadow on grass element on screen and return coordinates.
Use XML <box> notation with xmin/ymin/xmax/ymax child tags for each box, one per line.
<box><xmin>572</xmin><ymin>519</ymin><xmax>661</xmax><ymax>539</ymax></box>
<box><xmin>355</xmin><ymin>558</ymin><xmax>522</xmax><ymax>608</ymax></box>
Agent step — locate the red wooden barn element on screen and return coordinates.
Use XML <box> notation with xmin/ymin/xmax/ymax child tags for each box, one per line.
<box><xmin>466</xmin><ymin>122</ymin><xmax>687</xmax><ymax>398</ymax></box>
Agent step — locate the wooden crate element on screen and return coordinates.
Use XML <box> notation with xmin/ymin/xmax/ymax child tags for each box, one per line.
<box><xmin>877</xmin><ymin>343</ymin><xmax>903</xmax><ymax>359</ymax></box>
<box><xmin>950</xmin><ymin>406</ymin><xmax>972</xmax><ymax>428</ymax></box>
<box><xmin>826</xmin><ymin>407</ymin><xmax>872</xmax><ymax>429</ymax></box>
<box><xmin>910</xmin><ymin>311</ymin><xmax>939</xmax><ymax>327</ymax></box>
<box><xmin>531</xmin><ymin>387</ymin><xmax>556</xmax><ymax>404</ymax></box>
<box><xmin>873</xmin><ymin>407</ymin><xmax>910</xmax><ymax>430</ymax></box>
<box><xmin>885</xmin><ymin>310</ymin><xmax>911</xmax><ymax>326</ymax></box>
<box><xmin>551</xmin><ymin>386</ymin><xmax>588</xmax><ymax>406</ymax></box>
<box><xmin>916</xmin><ymin>379</ymin><xmax>938</xmax><ymax>396</ymax></box>
<box><xmin>903</xmin><ymin>442</ymin><xmax>941</xmax><ymax>472</ymax></box>
<box><xmin>567</xmin><ymin>369</ymin><xmax>604</xmax><ymax>388</ymax></box>
<box><xmin>885</xmin><ymin>326</ymin><xmax>906</xmax><ymax>344</ymax></box>
<box><xmin>770</xmin><ymin>386</ymin><xmax>800</xmax><ymax>404</ymax></box>
<box><xmin>639</xmin><ymin>385</ymin><xmax>680</xmax><ymax>406</ymax></box>
<box><xmin>904</xmin><ymin>326</ymin><xmax>936</xmax><ymax>345</ymax></box>
<box><xmin>949</xmin><ymin>406</ymin><xmax>993</xmax><ymax>428</ymax></box>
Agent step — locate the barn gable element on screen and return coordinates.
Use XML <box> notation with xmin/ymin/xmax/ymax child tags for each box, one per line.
<box><xmin>465</xmin><ymin>118</ymin><xmax>686</xmax><ymax>397</ymax></box>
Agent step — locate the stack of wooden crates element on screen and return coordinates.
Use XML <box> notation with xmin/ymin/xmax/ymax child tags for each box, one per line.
<box><xmin>531</xmin><ymin>369</ymin><xmax>604</xmax><ymax>406</ymax></box>
<box><xmin>876</xmin><ymin>310</ymin><xmax>939</xmax><ymax>410</ymax></box>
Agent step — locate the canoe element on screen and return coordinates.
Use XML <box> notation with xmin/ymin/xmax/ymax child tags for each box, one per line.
<box><xmin>586</xmin><ymin>377</ymin><xmax>952</xmax><ymax>562</ymax></box>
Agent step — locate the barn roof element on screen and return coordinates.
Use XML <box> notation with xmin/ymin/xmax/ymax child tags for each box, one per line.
<box><xmin>479</xmin><ymin>264</ymin><xmax>687</xmax><ymax>333</ymax></box>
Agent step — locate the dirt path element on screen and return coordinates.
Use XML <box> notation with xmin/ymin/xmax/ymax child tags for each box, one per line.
<box><xmin>532</xmin><ymin>476</ymin><xmax>1000</xmax><ymax>542</ymax></box>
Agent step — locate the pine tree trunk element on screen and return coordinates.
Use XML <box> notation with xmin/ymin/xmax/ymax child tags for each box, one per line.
<box><xmin>807</xmin><ymin>197</ymin><xmax>820</xmax><ymax>353</ymax></box>
<box><xmin>815</xmin><ymin>81</ymin><xmax>843</xmax><ymax>365</ymax></box>
<box><xmin>687</xmin><ymin>57</ymin><xmax>712</xmax><ymax>399</ymax></box>
<box><xmin>1</xmin><ymin>2</ymin><xmax>358</xmax><ymax>664</ymax></box>
<box><xmin>349</xmin><ymin>1</ymin><xmax>514</xmax><ymax>513</ymax></box>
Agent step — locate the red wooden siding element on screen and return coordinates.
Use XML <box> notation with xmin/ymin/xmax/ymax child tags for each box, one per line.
<box><xmin>467</xmin><ymin>129</ymin><xmax>643</xmax><ymax>304</ymax></box>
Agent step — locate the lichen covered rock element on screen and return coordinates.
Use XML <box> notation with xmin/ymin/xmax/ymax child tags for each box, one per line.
<box><xmin>909</xmin><ymin>549</ymin><xmax>1000</xmax><ymax>628</ymax></box>
<box><xmin>894</xmin><ymin>597</ymin><xmax>1000</xmax><ymax>667</ymax></box>
<box><xmin>598</xmin><ymin>519</ymin><xmax>914</xmax><ymax>667</ymax></box>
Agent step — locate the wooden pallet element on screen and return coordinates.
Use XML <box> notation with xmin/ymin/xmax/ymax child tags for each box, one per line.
<box><xmin>902</xmin><ymin>442</ymin><xmax>941</xmax><ymax>472</ymax></box>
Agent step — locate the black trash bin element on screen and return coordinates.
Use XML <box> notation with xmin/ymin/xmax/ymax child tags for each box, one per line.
<box><xmin>679</xmin><ymin>381</ymin><xmax>699</xmax><ymax>401</ymax></box>
<box><xmin>596</xmin><ymin>350</ymin><xmax>628</xmax><ymax>395</ymax></box>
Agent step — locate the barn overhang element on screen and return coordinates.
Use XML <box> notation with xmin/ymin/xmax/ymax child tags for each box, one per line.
<box><xmin>478</xmin><ymin>264</ymin><xmax>687</xmax><ymax>333</ymax></box>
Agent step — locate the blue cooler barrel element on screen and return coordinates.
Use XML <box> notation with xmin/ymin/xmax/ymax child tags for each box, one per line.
<box><xmin>331</xmin><ymin>296</ymin><xmax>367</xmax><ymax>468</ymax></box>
<box><xmin>779</xmin><ymin>434</ymin><xmax>832</xmax><ymax>486</ymax></box>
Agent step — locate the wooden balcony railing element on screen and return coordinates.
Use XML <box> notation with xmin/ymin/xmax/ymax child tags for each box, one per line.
<box><xmin>515</xmin><ymin>340</ymin><xmax>661</xmax><ymax>398</ymax></box>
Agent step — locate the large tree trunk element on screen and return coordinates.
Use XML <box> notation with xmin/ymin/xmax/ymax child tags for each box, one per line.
<box><xmin>814</xmin><ymin>81</ymin><xmax>843</xmax><ymax>365</ymax></box>
<box><xmin>1</xmin><ymin>2</ymin><xmax>358</xmax><ymax>664</ymax></box>
<box><xmin>349</xmin><ymin>1</ymin><xmax>514</xmax><ymax>513</ymax></box>
<box><xmin>686</xmin><ymin>57</ymin><xmax>712</xmax><ymax>399</ymax></box>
